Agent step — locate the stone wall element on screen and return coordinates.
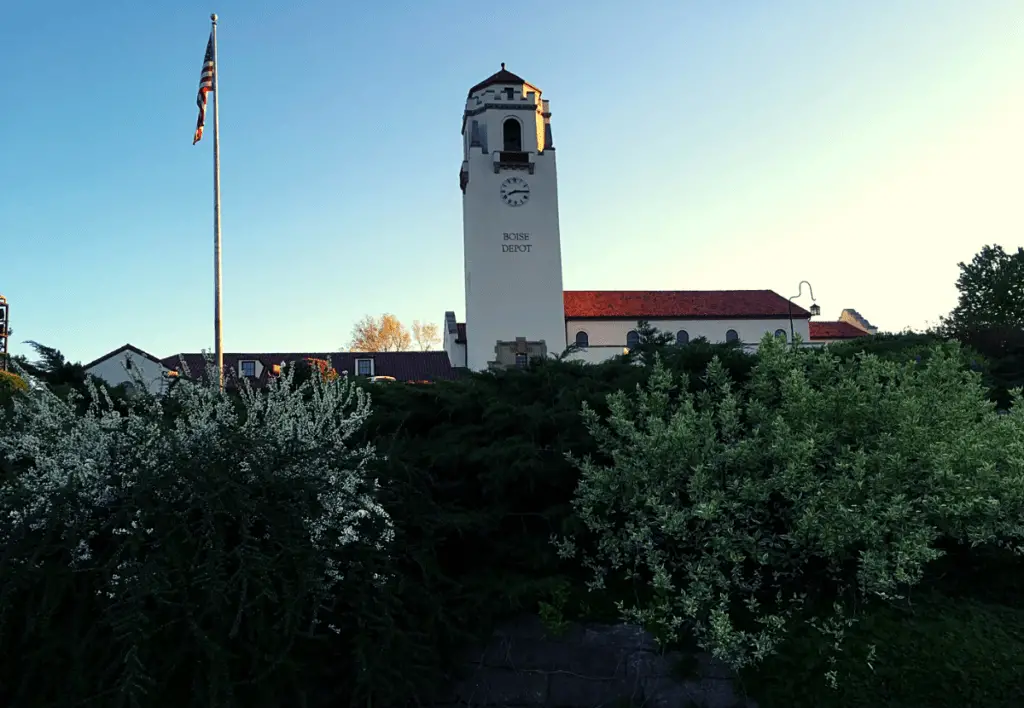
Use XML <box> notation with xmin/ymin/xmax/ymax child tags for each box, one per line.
<box><xmin>426</xmin><ymin>615</ymin><xmax>758</xmax><ymax>708</ymax></box>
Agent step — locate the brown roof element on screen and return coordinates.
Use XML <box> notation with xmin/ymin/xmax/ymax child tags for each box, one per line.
<box><xmin>467</xmin><ymin>63</ymin><xmax>539</xmax><ymax>97</ymax></box>
<box><xmin>83</xmin><ymin>343</ymin><xmax>166</xmax><ymax>371</ymax></box>
<box><xmin>455</xmin><ymin>323</ymin><xmax>467</xmax><ymax>344</ymax></box>
<box><xmin>160</xmin><ymin>351</ymin><xmax>458</xmax><ymax>386</ymax></box>
<box><xmin>809</xmin><ymin>321</ymin><xmax>870</xmax><ymax>340</ymax></box>
<box><xmin>563</xmin><ymin>290</ymin><xmax>811</xmax><ymax>319</ymax></box>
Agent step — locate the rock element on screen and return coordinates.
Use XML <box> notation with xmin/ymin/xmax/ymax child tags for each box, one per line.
<box><xmin>452</xmin><ymin>666</ymin><xmax>548</xmax><ymax>705</ymax></box>
<box><xmin>432</xmin><ymin>614</ymin><xmax>756</xmax><ymax>708</ymax></box>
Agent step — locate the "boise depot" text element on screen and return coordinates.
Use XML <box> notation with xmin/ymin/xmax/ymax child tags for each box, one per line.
<box><xmin>502</xmin><ymin>232</ymin><xmax>531</xmax><ymax>253</ymax></box>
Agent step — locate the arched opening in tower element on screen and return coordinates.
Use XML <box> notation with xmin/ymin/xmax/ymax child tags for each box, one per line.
<box><xmin>502</xmin><ymin>118</ymin><xmax>523</xmax><ymax>152</ymax></box>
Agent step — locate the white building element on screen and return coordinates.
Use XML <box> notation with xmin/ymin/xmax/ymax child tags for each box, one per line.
<box><xmin>82</xmin><ymin>344</ymin><xmax>172</xmax><ymax>395</ymax></box>
<box><xmin>443</xmin><ymin>66</ymin><xmax>872</xmax><ymax>371</ymax></box>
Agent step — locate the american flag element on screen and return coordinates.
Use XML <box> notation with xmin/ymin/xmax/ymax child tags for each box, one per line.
<box><xmin>193</xmin><ymin>32</ymin><xmax>215</xmax><ymax>145</ymax></box>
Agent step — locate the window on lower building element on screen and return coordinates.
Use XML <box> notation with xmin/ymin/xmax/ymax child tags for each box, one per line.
<box><xmin>676</xmin><ymin>330</ymin><xmax>689</xmax><ymax>345</ymax></box>
<box><xmin>774</xmin><ymin>329</ymin><xmax>787</xmax><ymax>341</ymax></box>
<box><xmin>625</xmin><ymin>330</ymin><xmax>640</xmax><ymax>349</ymax></box>
<box><xmin>725</xmin><ymin>329</ymin><xmax>739</xmax><ymax>344</ymax></box>
<box><xmin>514</xmin><ymin>353</ymin><xmax>528</xmax><ymax>369</ymax></box>
<box><xmin>356</xmin><ymin>358</ymin><xmax>373</xmax><ymax>376</ymax></box>
<box><xmin>239</xmin><ymin>360</ymin><xmax>257</xmax><ymax>377</ymax></box>
<box><xmin>574</xmin><ymin>331</ymin><xmax>589</xmax><ymax>348</ymax></box>
<box><xmin>124</xmin><ymin>355</ymin><xmax>133</xmax><ymax>371</ymax></box>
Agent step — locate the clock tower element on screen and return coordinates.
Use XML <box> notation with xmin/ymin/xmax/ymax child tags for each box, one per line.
<box><xmin>459</xmin><ymin>64</ymin><xmax>567</xmax><ymax>371</ymax></box>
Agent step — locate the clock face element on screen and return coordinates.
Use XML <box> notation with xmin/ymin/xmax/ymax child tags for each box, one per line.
<box><xmin>500</xmin><ymin>176</ymin><xmax>530</xmax><ymax>207</ymax></box>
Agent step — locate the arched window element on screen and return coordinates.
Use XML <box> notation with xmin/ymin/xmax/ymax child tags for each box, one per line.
<box><xmin>725</xmin><ymin>329</ymin><xmax>739</xmax><ymax>344</ymax></box>
<box><xmin>676</xmin><ymin>330</ymin><xmax>689</xmax><ymax>345</ymax></box>
<box><xmin>626</xmin><ymin>330</ymin><xmax>640</xmax><ymax>349</ymax></box>
<box><xmin>774</xmin><ymin>329</ymin><xmax>787</xmax><ymax>341</ymax></box>
<box><xmin>574</xmin><ymin>331</ymin><xmax>589</xmax><ymax>348</ymax></box>
<box><xmin>502</xmin><ymin>118</ymin><xmax>522</xmax><ymax>152</ymax></box>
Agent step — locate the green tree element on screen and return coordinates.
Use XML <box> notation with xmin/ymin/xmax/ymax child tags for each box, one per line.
<box><xmin>942</xmin><ymin>244</ymin><xmax>1024</xmax><ymax>336</ymax></box>
<box><xmin>635</xmin><ymin>320</ymin><xmax>674</xmax><ymax>347</ymax></box>
<box><xmin>18</xmin><ymin>341</ymin><xmax>87</xmax><ymax>391</ymax></box>
<box><xmin>623</xmin><ymin>320</ymin><xmax>689</xmax><ymax>365</ymax></box>
<box><xmin>940</xmin><ymin>245</ymin><xmax>1024</xmax><ymax>409</ymax></box>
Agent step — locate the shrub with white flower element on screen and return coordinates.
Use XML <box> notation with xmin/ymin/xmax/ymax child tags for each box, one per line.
<box><xmin>0</xmin><ymin>359</ymin><xmax>393</xmax><ymax>707</ymax></box>
<box><xmin>556</xmin><ymin>335</ymin><xmax>1024</xmax><ymax>684</ymax></box>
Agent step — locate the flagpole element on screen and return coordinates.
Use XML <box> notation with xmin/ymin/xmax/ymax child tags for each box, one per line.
<box><xmin>211</xmin><ymin>12</ymin><xmax>224</xmax><ymax>390</ymax></box>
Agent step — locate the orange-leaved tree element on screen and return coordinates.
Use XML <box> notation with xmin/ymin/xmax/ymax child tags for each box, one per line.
<box><xmin>411</xmin><ymin>321</ymin><xmax>440</xmax><ymax>351</ymax></box>
<box><xmin>349</xmin><ymin>314</ymin><xmax>413</xmax><ymax>352</ymax></box>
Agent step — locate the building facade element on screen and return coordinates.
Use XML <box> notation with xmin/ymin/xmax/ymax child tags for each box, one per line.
<box><xmin>84</xmin><ymin>66</ymin><xmax>874</xmax><ymax>391</ymax></box>
<box><xmin>85</xmin><ymin>347</ymin><xmax>458</xmax><ymax>391</ymax></box>
<box><xmin>447</xmin><ymin>66</ymin><xmax>869</xmax><ymax>371</ymax></box>
<box><xmin>83</xmin><ymin>344</ymin><xmax>173</xmax><ymax>395</ymax></box>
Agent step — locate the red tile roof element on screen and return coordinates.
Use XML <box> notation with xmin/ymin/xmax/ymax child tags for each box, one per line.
<box><xmin>809</xmin><ymin>321</ymin><xmax>870</xmax><ymax>340</ymax></box>
<box><xmin>160</xmin><ymin>351</ymin><xmax>458</xmax><ymax>387</ymax></box>
<box><xmin>563</xmin><ymin>291</ymin><xmax>811</xmax><ymax>319</ymax></box>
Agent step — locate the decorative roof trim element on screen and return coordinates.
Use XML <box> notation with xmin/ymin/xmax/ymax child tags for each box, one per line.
<box><xmin>83</xmin><ymin>343</ymin><xmax>166</xmax><ymax>371</ymax></box>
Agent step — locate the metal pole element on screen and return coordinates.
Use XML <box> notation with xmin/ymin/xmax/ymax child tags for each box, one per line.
<box><xmin>788</xmin><ymin>281</ymin><xmax>816</xmax><ymax>347</ymax></box>
<box><xmin>788</xmin><ymin>299</ymin><xmax>795</xmax><ymax>345</ymax></box>
<box><xmin>0</xmin><ymin>295</ymin><xmax>8</xmax><ymax>372</ymax></box>
<box><xmin>211</xmin><ymin>13</ymin><xmax>224</xmax><ymax>390</ymax></box>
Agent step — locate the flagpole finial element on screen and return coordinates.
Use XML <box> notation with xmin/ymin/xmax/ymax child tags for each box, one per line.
<box><xmin>211</xmin><ymin>12</ymin><xmax>218</xmax><ymax>23</ymax></box>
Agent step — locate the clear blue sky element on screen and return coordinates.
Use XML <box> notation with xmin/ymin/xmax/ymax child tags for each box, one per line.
<box><xmin>2</xmin><ymin>1</ymin><xmax>1022</xmax><ymax>364</ymax></box>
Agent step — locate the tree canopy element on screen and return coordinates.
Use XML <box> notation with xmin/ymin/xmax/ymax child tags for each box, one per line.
<box><xmin>411</xmin><ymin>320</ymin><xmax>440</xmax><ymax>351</ymax></box>
<box><xmin>348</xmin><ymin>313</ymin><xmax>413</xmax><ymax>352</ymax></box>
<box><xmin>942</xmin><ymin>244</ymin><xmax>1024</xmax><ymax>336</ymax></box>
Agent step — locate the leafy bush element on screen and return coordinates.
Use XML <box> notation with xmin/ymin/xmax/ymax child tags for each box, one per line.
<box><xmin>0</xmin><ymin>369</ymin><xmax>28</xmax><ymax>405</ymax></box>
<box><xmin>746</xmin><ymin>593</ymin><xmax>1024</xmax><ymax>708</ymax></box>
<box><xmin>557</xmin><ymin>334</ymin><xmax>1024</xmax><ymax>680</ymax></box>
<box><xmin>0</xmin><ymin>364</ymin><xmax>393</xmax><ymax>708</ymax></box>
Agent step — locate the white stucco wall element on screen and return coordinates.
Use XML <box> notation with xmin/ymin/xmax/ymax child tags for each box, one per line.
<box><xmin>442</xmin><ymin>317</ymin><xmax>467</xmax><ymax>368</ymax></box>
<box><xmin>561</xmin><ymin>318</ymin><xmax>813</xmax><ymax>365</ymax></box>
<box><xmin>462</xmin><ymin>81</ymin><xmax>566</xmax><ymax>371</ymax></box>
<box><xmin>449</xmin><ymin>341</ymin><xmax>467</xmax><ymax>367</ymax></box>
<box><xmin>565</xmin><ymin>317</ymin><xmax>811</xmax><ymax>351</ymax></box>
<box><xmin>86</xmin><ymin>350</ymin><xmax>170</xmax><ymax>395</ymax></box>
<box><xmin>565</xmin><ymin>345</ymin><xmax>630</xmax><ymax>365</ymax></box>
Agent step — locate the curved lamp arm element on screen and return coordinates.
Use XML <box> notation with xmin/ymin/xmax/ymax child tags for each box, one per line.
<box><xmin>789</xmin><ymin>280</ymin><xmax>816</xmax><ymax>303</ymax></box>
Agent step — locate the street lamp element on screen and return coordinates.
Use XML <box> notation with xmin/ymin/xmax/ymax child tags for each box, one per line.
<box><xmin>0</xmin><ymin>295</ymin><xmax>9</xmax><ymax>372</ymax></box>
<box><xmin>788</xmin><ymin>281</ymin><xmax>819</xmax><ymax>345</ymax></box>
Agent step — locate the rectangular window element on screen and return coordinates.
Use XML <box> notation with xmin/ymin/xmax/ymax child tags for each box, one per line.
<box><xmin>514</xmin><ymin>353</ymin><xmax>528</xmax><ymax>369</ymax></box>
<box><xmin>240</xmin><ymin>360</ymin><xmax>256</xmax><ymax>378</ymax></box>
<box><xmin>356</xmin><ymin>358</ymin><xmax>373</xmax><ymax>376</ymax></box>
